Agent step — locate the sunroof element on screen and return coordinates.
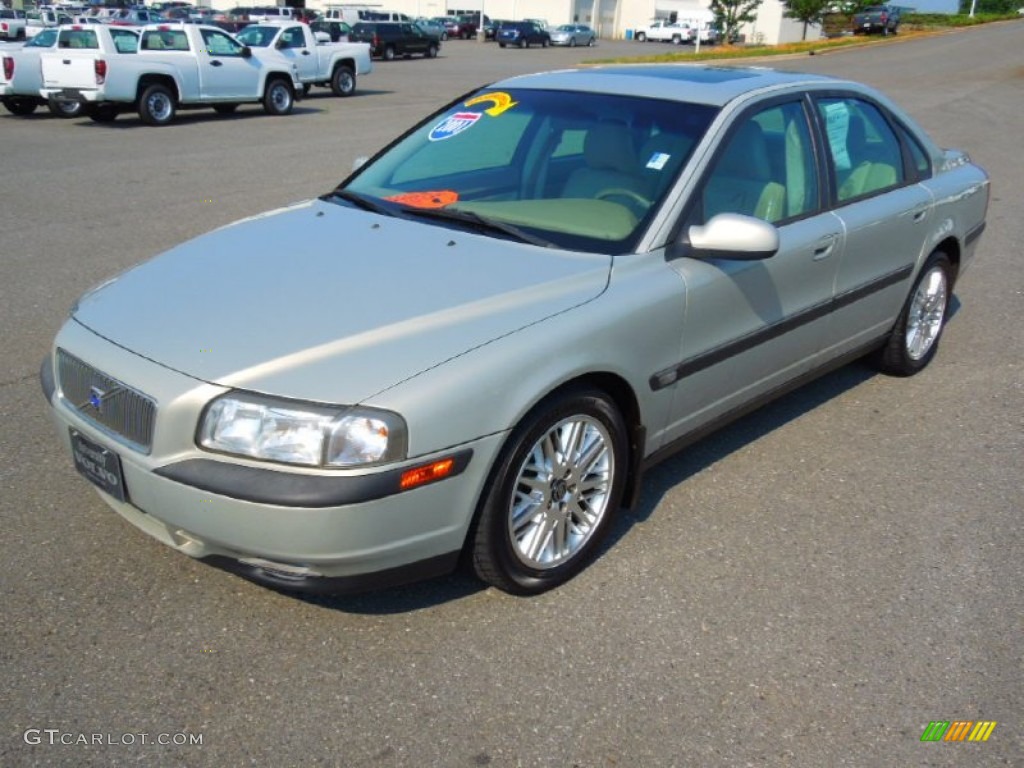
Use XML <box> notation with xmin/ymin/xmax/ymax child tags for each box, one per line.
<box><xmin>590</xmin><ymin>66</ymin><xmax>763</xmax><ymax>84</ymax></box>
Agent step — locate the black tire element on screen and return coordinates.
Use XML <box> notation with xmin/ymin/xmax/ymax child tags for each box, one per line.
<box><xmin>635</xmin><ymin>32</ymin><xmax>646</xmax><ymax>42</ymax></box>
<box><xmin>2</xmin><ymin>97</ymin><xmax>37</xmax><ymax>116</ymax></box>
<box><xmin>541</xmin><ymin>38</ymin><xmax>548</xmax><ymax>48</ymax></box>
<box><xmin>330</xmin><ymin>64</ymin><xmax>355</xmax><ymax>96</ymax></box>
<box><xmin>873</xmin><ymin>252</ymin><xmax>953</xmax><ymax>376</ymax></box>
<box><xmin>262</xmin><ymin>77</ymin><xmax>293</xmax><ymax>116</ymax></box>
<box><xmin>441</xmin><ymin>31</ymin><xmax>448</xmax><ymax>41</ymax></box>
<box><xmin>587</xmin><ymin>37</ymin><xmax>595</xmax><ymax>47</ymax></box>
<box><xmin>518</xmin><ymin>37</ymin><xmax>526</xmax><ymax>49</ymax></box>
<box><xmin>498</xmin><ymin>42</ymin><xmax>506</xmax><ymax>48</ymax></box>
<box><xmin>382</xmin><ymin>44</ymin><xmax>395</xmax><ymax>61</ymax></box>
<box><xmin>48</xmin><ymin>99</ymin><xmax>83</xmax><ymax>118</ymax></box>
<box><xmin>471</xmin><ymin>388</ymin><xmax>628</xmax><ymax>595</ymax></box>
<box><xmin>671</xmin><ymin>34</ymin><xmax>681</xmax><ymax>44</ymax></box>
<box><xmin>425</xmin><ymin>42</ymin><xmax>438</xmax><ymax>58</ymax></box>
<box><xmin>86</xmin><ymin>104</ymin><xmax>118</xmax><ymax>123</ymax></box>
<box><xmin>138</xmin><ymin>83</ymin><xmax>176</xmax><ymax>126</ymax></box>
<box><xmin>213</xmin><ymin>103</ymin><xmax>239</xmax><ymax>115</ymax></box>
<box><xmin>569</xmin><ymin>37</ymin><xmax>576</xmax><ymax>47</ymax></box>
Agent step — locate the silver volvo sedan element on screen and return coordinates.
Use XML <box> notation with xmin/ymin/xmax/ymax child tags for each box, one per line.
<box><xmin>41</xmin><ymin>66</ymin><xmax>990</xmax><ymax>596</ymax></box>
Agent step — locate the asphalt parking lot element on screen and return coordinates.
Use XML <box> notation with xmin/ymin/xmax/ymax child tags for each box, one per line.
<box><xmin>2</xmin><ymin>25</ymin><xmax>1021</xmax><ymax>767</ymax></box>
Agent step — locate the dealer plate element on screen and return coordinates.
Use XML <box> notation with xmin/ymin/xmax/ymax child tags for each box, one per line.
<box><xmin>70</xmin><ymin>428</ymin><xmax>126</xmax><ymax>502</ymax></box>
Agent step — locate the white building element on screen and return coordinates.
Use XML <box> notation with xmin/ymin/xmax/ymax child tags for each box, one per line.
<box><xmin>219</xmin><ymin>0</ymin><xmax>820</xmax><ymax>45</ymax></box>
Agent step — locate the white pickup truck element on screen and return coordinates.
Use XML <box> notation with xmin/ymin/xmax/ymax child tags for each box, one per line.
<box><xmin>0</xmin><ymin>27</ymin><xmax>95</xmax><ymax>117</ymax></box>
<box><xmin>633</xmin><ymin>20</ymin><xmax>693</xmax><ymax>44</ymax></box>
<box><xmin>0</xmin><ymin>8</ymin><xmax>27</xmax><ymax>41</ymax></box>
<box><xmin>39</xmin><ymin>23</ymin><xmax>302</xmax><ymax>126</ymax></box>
<box><xmin>236</xmin><ymin>21</ymin><xmax>371</xmax><ymax>97</ymax></box>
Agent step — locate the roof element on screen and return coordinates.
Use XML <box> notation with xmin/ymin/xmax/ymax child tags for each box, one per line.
<box><xmin>494</xmin><ymin>65</ymin><xmax>841</xmax><ymax>108</ymax></box>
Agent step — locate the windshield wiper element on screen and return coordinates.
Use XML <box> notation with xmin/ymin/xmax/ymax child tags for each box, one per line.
<box><xmin>321</xmin><ymin>189</ymin><xmax>397</xmax><ymax>218</ymax></box>
<box><xmin>404</xmin><ymin>207</ymin><xmax>555</xmax><ymax>248</ymax></box>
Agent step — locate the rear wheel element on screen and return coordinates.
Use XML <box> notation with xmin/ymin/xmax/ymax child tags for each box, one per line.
<box><xmin>518</xmin><ymin>38</ymin><xmax>526</xmax><ymax>48</ymax></box>
<box><xmin>382</xmin><ymin>44</ymin><xmax>396</xmax><ymax>60</ymax></box>
<box><xmin>262</xmin><ymin>78</ymin><xmax>293</xmax><ymax>116</ymax></box>
<box><xmin>330</xmin><ymin>64</ymin><xmax>355</xmax><ymax>96</ymax></box>
<box><xmin>499</xmin><ymin>42</ymin><xmax>506</xmax><ymax>48</ymax></box>
<box><xmin>48</xmin><ymin>99</ymin><xmax>83</xmax><ymax>118</ymax></box>
<box><xmin>2</xmin><ymin>97</ymin><xmax>37</xmax><ymax>116</ymax></box>
<box><xmin>541</xmin><ymin>37</ymin><xmax>548</xmax><ymax>47</ymax></box>
<box><xmin>425</xmin><ymin>42</ymin><xmax>438</xmax><ymax>58</ymax></box>
<box><xmin>874</xmin><ymin>252</ymin><xmax>953</xmax><ymax>376</ymax></box>
<box><xmin>138</xmin><ymin>83</ymin><xmax>175</xmax><ymax>126</ymax></box>
<box><xmin>472</xmin><ymin>388</ymin><xmax>628</xmax><ymax>595</ymax></box>
<box><xmin>635</xmin><ymin>31</ymin><xmax>647</xmax><ymax>41</ymax></box>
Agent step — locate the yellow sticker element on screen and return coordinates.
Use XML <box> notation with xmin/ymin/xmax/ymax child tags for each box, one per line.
<box><xmin>464</xmin><ymin>91</ymin><xmax>518</xmax><ymax>117</ymax></box>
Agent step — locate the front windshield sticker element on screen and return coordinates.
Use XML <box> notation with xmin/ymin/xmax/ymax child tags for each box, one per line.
<box><xmin>646</xmin><ymin>152</ymin><xmax>671</xmax><ymax>171</ymax></box>
<box><xmin>464</xmin><ymin>91</ymin><xmax>518</xmax><ymax>117</ymax></box>
<box><xmin>384</xmin><ymin>190</ymin><xmax>459</xmax><ymax>208</ymax></box>
<box><xmin>429</xmin><ymin>112</ymin><xmax>482</xmax><ymax>142</ymax></box>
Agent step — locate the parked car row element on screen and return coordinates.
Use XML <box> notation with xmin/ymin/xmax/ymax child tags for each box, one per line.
<box><xmin>1</xmin><ymin>21</ymin><xmax>372</xmax><ymax>124</ymax></box>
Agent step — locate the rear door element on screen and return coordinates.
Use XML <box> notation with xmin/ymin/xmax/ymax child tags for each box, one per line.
<box><xmin>812</xmin><ymin>94</ymin><xmax>934</xmax><ymax>356</ymax></box>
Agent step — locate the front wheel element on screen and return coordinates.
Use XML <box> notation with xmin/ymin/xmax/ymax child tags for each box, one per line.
<box><xmin>2</xmin><ymin>97</ymin><xmax>37</xmax><ymax>116</ymax></box>
<box><xmin>330</xmin><ymin>64</ymin><xmax>355</xmax><ymax>96</ymax></box>
<box><xmin>873</xmin><ymin>252</ymin><xmax>953</xmax><ymax>376</ymax></box>
<box><xmin>635</xmin><ymin>32</ymin><xmax>647</xmax><ymax>42</ymax></box>
<box><xmin>569</xmin><ymin>37</ymin><xmax>576</xmax><ymax>47</ymax></box>
<box><xmin>499</xmin><ymin>42</ymin><xmax>506</xmax><ymax>48</ymax></box>
<box><xmin>48</xmin><ymin>99</ymin><xmax>83</xmax><ymax>118</ymax></box>
<box><xmin>138</xmin><ymin>83</ymin><xmax>176</xmax><ymax>126</ymax></box>
<box><xmin>425</xmin><ymin>43</ymin><xmax>438</xmax><ymax>58</ymax></box>
<box><xmin>472</xmin><ymin>388</ymin><xmax>628</xmax><ymax>595</ymax></box>
<box><xmin>262</xmin><ymin>78</ymin><xmax>294</xmax><ymax>116</ymax></box>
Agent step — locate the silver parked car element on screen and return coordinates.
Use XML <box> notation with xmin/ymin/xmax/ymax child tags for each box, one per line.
<box><xmin>42</xmin><ymin>66</ymin><xmax>989</xmax><ymax>596</ymax></box>
<box><xmin>549</xmin><ymin>23</ymin><xmax>596</xmax><ymax>47</ymax></box>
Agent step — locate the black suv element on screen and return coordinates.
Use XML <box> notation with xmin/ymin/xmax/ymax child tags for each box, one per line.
<box><xmin>350</xmin><ymin>22</ymin><xmax>441</xmax><ymax>60</ymax></box>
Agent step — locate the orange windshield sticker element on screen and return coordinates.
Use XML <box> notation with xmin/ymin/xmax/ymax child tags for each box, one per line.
<box><xmin>464</xmin><ymin>92</ymin><xmax>518</xmax><ymax>117</ymax></box>
<box><xmin>385</xmin><ymin>190</ymin><xmax>459</xmax><ymax>209</ymax></box>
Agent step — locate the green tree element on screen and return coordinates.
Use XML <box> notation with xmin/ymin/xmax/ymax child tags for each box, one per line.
<box><xmin>782</xmin><ymin>0</ymin><xmax>832</xmax><ymax>39</ymax></box>
<box><xmin>711</xmin><ymin>0</ymin><xmax>764</xmax><ymax>44</ymax></box>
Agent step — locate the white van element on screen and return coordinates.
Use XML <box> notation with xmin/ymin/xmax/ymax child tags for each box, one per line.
<box><xmin>248</xmin><ymin>6</ymin><xmax>296</xmax><ymax>22</ymax></box>
<box><xmin>323</xmin><ymin>8</ymin><xmax>409</xmax><ymax>24</ymax></box>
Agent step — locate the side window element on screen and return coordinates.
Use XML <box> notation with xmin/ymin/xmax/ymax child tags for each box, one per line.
<box><xmin>280</xmin><ymin>27</ymin><xmax>305</xmax><ymax>48</ymax></box>
<box><xmin>895</xmin><ymin>121</ymin><xmax>931</xmax><ymax>179</ymax></box>
<box><xmin>817</xmin><ymin>97</ymin><xmax>905</xmax><ymax>202</ymax></box>
<box><xmin>111</xmin><ymin>29</ymin><xmax>138</xmax><ymax>54</ymax></box>
<box><xmin>201</xmin><ymin>29</ymin><xmax>243</xmax><ymax>56</ymax></box>
<box><xmin>696</xmin><ymin>101</ymin><xmax>818</xmax><ymax>225</ymax></box>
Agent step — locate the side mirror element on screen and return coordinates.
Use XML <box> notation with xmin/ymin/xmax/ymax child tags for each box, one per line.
<box><xmin>685</xmin><ymin>213</ymin><xmax>779</xmax><ymax>260</ymax></box>
<box><xmin>275</xmin><ymin>38</ymin><xmax>286</xmax><ymax>49</ymax></box>
<box><xmin>241</xmin><ymin>45</ymin><xmax>252</xmax><ymax>58</ymax></box>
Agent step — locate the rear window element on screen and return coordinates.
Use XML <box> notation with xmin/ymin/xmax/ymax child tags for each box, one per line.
<box><xmin>58</xmin><ymin>29</ymin><xmax>99</xmax><ymax>49</ymax></box>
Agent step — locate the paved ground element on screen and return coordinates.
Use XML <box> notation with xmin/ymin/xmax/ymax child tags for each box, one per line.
<box><xmin>1</xmin><ymin>25</ymin><xmax>1021</xmax><ymax>767</ymax></box>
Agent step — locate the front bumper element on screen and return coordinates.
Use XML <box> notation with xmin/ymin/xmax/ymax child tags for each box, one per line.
<box><xmin>41</xmin><ymin>322</ymin><xmax>502</xmax><ymax>594</ymax></box>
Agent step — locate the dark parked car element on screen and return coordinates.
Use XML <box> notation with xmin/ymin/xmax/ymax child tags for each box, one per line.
<box><xmin>852</xmin><ymin>5</ymin><xmax>901</xmax><ymax>35</ymax></box>
<box><xmin>496</xmin><ymin>20</ymin><xmax>551</xmax><ymax>48</ymax></box>
<box><xmin>442</xmin><ymin>14</ymin><xmax>479</xmax><ymax>39</ymax></box>
<box><xmin>349</xmin><ymin>21</ymin><xmax>440</xmax><ymax>60</ymax></box>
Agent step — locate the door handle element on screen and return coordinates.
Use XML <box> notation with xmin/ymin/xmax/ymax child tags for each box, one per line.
<box><xmin>912</xmin><ymin>208</ymin><xmax>928</xmax><ymax>223</ymax></box>
<box><xmin>812</xmin><ymin>235</ymin><xmax>838</xmax><ymax>261</ymax></box>
<box><xmin>210</xmin><ymin>60</ymin><xmax>223</xmax><ymax>67</ymax></box>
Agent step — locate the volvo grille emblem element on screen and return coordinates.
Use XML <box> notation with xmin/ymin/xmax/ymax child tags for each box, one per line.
<box><xmin>82</xmin><ymin>385</ymin><xmax>122</xmax><ymax>414</ymax></box>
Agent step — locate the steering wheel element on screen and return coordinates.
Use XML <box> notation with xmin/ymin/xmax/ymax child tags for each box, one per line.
<box><xmin>595</xmin><ymin>188</ymin><xmax>653</xmax><ymax>208</ymax></box>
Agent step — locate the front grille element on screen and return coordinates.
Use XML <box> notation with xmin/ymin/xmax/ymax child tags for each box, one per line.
<box><xmin>56</xmin><ymin>348</ymin><xmax>156</xmax><ymax>452</ymax></box>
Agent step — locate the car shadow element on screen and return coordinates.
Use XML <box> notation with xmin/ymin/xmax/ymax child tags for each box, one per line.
<box><xmin>68</xmin><ymin>104</ymin><xmax>323</xmax><ymax>128</ymax></box>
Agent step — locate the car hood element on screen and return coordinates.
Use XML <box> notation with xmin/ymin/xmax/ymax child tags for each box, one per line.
<box><xmin>72</xmin><ymin>199</ymin><xmax>611</xmax><ymax>404</ymax></box>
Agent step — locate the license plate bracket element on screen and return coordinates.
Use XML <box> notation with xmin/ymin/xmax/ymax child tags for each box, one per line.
<box><xmin>70</xmin><ymin>428</ymin><xmax>127</xmax><ymax>502</ymax></box>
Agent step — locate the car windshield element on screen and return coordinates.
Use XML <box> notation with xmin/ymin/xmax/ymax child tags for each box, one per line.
<box><xmin>236</xmin><ymin>25</ymin><xmax>277</xmax><ymax>46</ymax></box>
<box><xmin>336</xmin><ymin>87</ymin><xmax>717</xmax><ymax>253</ymax></box>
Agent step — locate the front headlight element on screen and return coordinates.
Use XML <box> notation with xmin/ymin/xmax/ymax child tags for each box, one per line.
<box><xmin>198</xmin><ymin>392</ymin><xmax>407</xmax><ymax>468</ymax></box>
